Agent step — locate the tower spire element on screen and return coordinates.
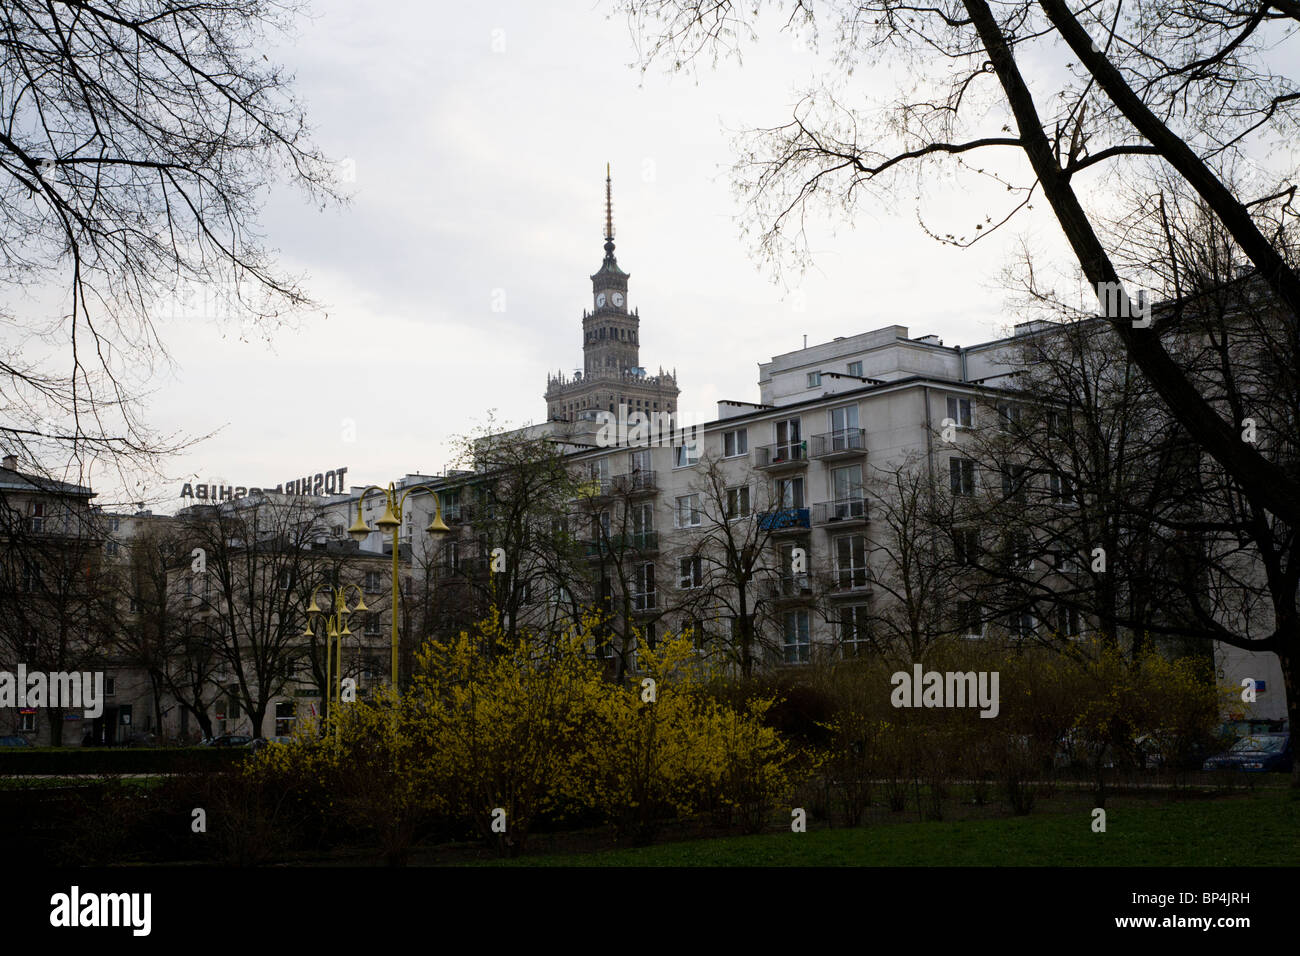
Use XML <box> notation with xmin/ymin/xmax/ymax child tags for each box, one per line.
<box><xmin>603</xmin><ymin>163</ymin><xmax>616</xmax><ymax>258</ymax></box>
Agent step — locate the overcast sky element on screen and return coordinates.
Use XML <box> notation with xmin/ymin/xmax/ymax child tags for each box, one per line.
<box><xmin>92</xmin><ymin>0</ymin><xmax>1107</xmax><ymax>510</ymax></box>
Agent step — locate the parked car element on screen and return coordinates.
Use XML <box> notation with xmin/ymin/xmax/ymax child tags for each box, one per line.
<box><xmin>249</xmin><ymin>736</ymin><xmax>294</xmax><ymax>753</ymax></box>
<box><xmin>0</xmin><ymin>735</ymin><xmax>31</xmax><ymax>747</ymax></box>
<box><xmin>1202</xmin><ymin>733</ymin><xmax>1293</xmax><ymax>773</ymax></box>
<box><xmin>205</xmin><ymin>734</ymin><xmax>253</xmax><ymax>748</ymax></box>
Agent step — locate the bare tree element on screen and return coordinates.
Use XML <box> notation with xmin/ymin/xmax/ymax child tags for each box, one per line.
<box><xmin>0</xmin><ymin>0</ymin><xmax>341</xmax><ymax>480</ymax></box>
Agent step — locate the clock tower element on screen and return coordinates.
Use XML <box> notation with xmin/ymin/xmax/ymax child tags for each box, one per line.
<box><xmin>544</xmin><ymin>165</ymin><xmax>680</xmax><ymax>423</ymax></box>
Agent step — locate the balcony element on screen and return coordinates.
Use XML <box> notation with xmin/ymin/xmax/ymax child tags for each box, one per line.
<box><xmin>610</xmin><ymin>470</ymin><xmax>658</xmax><ymax>496</ymax></box>
<box><xmin>811</xmin><ymin>428</ymin><xmax>867</xmax><ymax>461</ymax></box>
<box><xmin>827</xmin><ymin>572</ymin><xmax>872</xmax><ymax>600</ymax></box>
<box><xmin>812</xmin><ymin>497</ymin><xmax>869</xmax><ymax>528</ymax></box>
<box><xmin>758</xmin><ymin>508</ymin><xmax>811</xmax><ymax>535</ymax></box>
<box><xmin>583</xmin><ymin>531</ymin><xmax>659</xmax><ymax>559</ymax></box>
<box><xmin>765</xmin><ymin>573</ymin><xmax>814</xmax><ymax>605</ymax></box>
<box><xmin>754</xmin><ymin>441</ymin><xmax>809</xmax><ymax>472</ymax></box>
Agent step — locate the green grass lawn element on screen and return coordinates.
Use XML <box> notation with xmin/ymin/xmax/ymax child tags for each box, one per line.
<box><xmin>474</xmin><ymin>790</ymin><xmax>1299</xmax><ymax>867</ymax></box>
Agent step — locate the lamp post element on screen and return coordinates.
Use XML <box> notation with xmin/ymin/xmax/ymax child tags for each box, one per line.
<box><xmin>303</xmin><ymin>582</ymin><xmax>367</xmax><ymax>736</ymax></box>
<box><xmin>347</xmin><ymin>483</ymin><xmax>451</xmax><ymax>695</ymax></box>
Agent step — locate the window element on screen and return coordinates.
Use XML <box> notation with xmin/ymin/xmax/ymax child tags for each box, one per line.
<box><xmin>631</xmin><ymin>502</ymin><xmax>654</xmax><ymax>538</ymax></box>
<box><xmin>835</xmin><ymin>535</ymin><xmax>869</xmax><ymax>590</ymax></box>
<box><xmin>774</xmin><ymin>418</ymin><xmax>803</xmax><ymax>459</ymax></box>
<box><xmin>783</xmin><ymin>611</ymin><xmax>811</xmax><ymax>663</ymax></box>
<box><xmin>775</xmin><ymin>475</ymin><xmax>805</xmax><ymax>509</ymax></box>
<box><xmin>365</xmin><ymin>613</ymin><xmax>381</xmax><ymax>636</ymax></box>
<box><xmin>442</xmin><ymin>540</ymin><xmax>460</xmax><ymax>574</ymax></box>
<box><xmin>946</xmin><ymin>396</ymin><xmax>973</xmax><ymax>428</ymax></box>
<box><xmin>684</xmin><ymin>618</ymin><xmax>708</xmax><ymax>653</ymax></box>
<box><xmin>1054</xmin><ymin>548</ymin><xmax>1079</xmax><ymax>573</ymax></box>
<box><xmin>723</xmin><ymin>428</ymin><xmax>748</xmax><ymax>458</ymax></box>
<box><xmin>1007</xmin><ymin>531</ymin><xmax>1034</xmax><ymax>569</ymax></box>
<box><xmin>956</xmin><ymin>600</ymin><xmax>983</xmax><ymax>637</ymax></box>
<box><xmin>997</xmin><ymin>401</ymin><xmax>1022</xmax><ymax>432</ymax></box>
<box><xmin>279</xmin><ymin>568</ymin><xmax>294</xmax><ymax>590</ymax></box>
<box><xmin>1048</xmin><ymin>471</ymin><xmax>1076</xmax><ymax>505</ymax></box>
<box><xmin>726</xmin><ymin>485</ymin><xmax>751</xmax><ymax>519</ymax></box>
<box><xmin>1056</xmin><ymin>605</ymin><xmax>1080</xmax><ymax>637</ymax></box>
<box><xmin>29</xmin><ymin>503</ymin><xmax>44</xmax><ymax>533</ymax></box>
<box><xmin>21</xmin><ymin>562</ymin><xmax>42</xmax><ymax>591</ymax></box>
<box><xmin>953</xmin><ymin>527</ymin><xmax>981</xmax><ymax>566</ymax></box>
<box><xmin>829</xmin><ymin>404</ymin><xmax>859</xmax><ymax>444</ymax></box>
<box><xmin>104</xmin><ymin>677</ymin><xmax>115</xmax><ymax>697</ymax></box>
<box><xmin>807</xmin><ymin>372</ymin><xmax>822</xmax><ymax>388</ymax></box>
<box><xmin>847</xmin><ymin>360</ymin><xmax>863</xmax><ymax>377</ymax></box>
<box><xmin>633</xmin><ymin>563</ymin><xmax>656</xmax><ymax>611</ymax></box>
<box><xmin>675</xmin><ymin>494</ymin><xmax>702</xmax><ymax>528</ymax></box>
<box><xmin>950</xmin><ymin>458</ymin><xmax>975</xmax><ymax>496</ymax></box>
<box><xmin>829</xmin><ymin>465</ymin><xmax>864</xmax><ymax>515</ymax></box>
<box><xmin>1000</xmin><ymin>464</ymin><xmax>1028</xmax><ymax>502</ymax></box>
<box><xmin>678</xmin><ymin>555</ymin><xmax>703</xmax><ymax>589</ymax></box>
<box><xmin>364</xmin><ymin>570</ymin><xmax>382</xmax><ymax>592</ymax></box>
<box><xmin>517</xmin><ymin>579</ymin><xmax>534</xmax><ymax>605</ymax></box>
<box><xmin>274</xmin><ymin>701</ymin><xmax>296</xmax><ymax>737</ymax></box>
<box><xmin>673</xmin><ymin>443</ymin><xmax>699</xmax><ymax>468</ymax></box>
<box><xmin>108</xmin><ymin>517</ymin><xmax>120</xmax><ymax>532</ymax></box>
<box><xmin>19</xmin><ymin>711</ymin><xmax>36</xmax><ymax>732</ymax></box>
<box><xmin>839</xmin><ymin>605</ymin><xmax>870</xmax><ymax>656</ymax></box>
<box><xmin>1010</xmin><ymin>609</ymin><xmax>1035</xmax><ymax>640</ymax></box>
<box><xmin>629</xmin><ymin>449</ymin><xmax>650</xmax><ymax>473</ymax></box>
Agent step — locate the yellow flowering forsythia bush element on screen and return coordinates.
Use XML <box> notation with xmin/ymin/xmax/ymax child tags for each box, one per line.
<box><xmin>244</xmin><ymin>615</ymin><xmax>796</xmax><ymax>860</ymax></box>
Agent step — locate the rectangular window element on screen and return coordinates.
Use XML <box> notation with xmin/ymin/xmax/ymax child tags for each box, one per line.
<box><xmin>950</xmin><ymin>458</ymin><xmax>975</xmax><ymax>496</ymax></box>
<box><xmin>956</xmin><ymin>600</ymin><xmax>983</xmax><ymax>637</ymax></box>
<box><xmin>835</xmin><ymin>535</ymin><xmax>869</xmax><ymax>590</ymax></box>
<box><xmin>1000</xmin><ymin>464</ymin><xmax>1027</xmax><ymax>502</ymax></box>
<box><xmin>829</xmin><ymin>404</ymin><xmax>859</xmax><ymax>439</ymax></box>
<box><xmin>954</xmin><ymin>527</ymin><xmax>981</xmax><ymax>565</ymax></box>
<box><xmin>631</xmin><ymin>502</ymin><xmax>654</xmax><ymax>536</ymax></box>
<box><xmin>633</xmin><ymin>563</ymin><xmax>656</xmax><ymax>611</ymax></box>
<box><xmin>19</xmin><ymin>711</ymin><xmax>36</xmax><ymax>732</ymax></box>
<box><xmin>946</xmin><ymin>396</ymin><xmax>973</xmax><ymax>428</ymax></box>
<box><xmin>365</xmin><ymin>613</ymin><xmax>381</xmax><ymax>636</ymax></box>
<box><xmin>830</xmin><ymin>464</ymin><xmax>864</xmax><ymax>514</ymax></box>
<box><xmin>274</xmin><ymin>701</ymin><xmax>296</xmax><ymax>737</ymax></box>
<box><xmin>675</xmin><ymin>494</ymin><xmax>702</xmax><ymax>528</ymax></box>
<box><xmin>105</xmin><ymin>540</ymin><xmax>119</xmax><ymax>556</ymax></box>
<box><xmin>783</xmin><ymin>611</ymin><xmax>811</xmax><ymax>664</ymax></box>
<box><xmin>839</xmin><ymin>605</ymin><xmax>870</xmax><ymax>656</ymax></box>
<box><xmin>678</xmin><ymin>555</ymin><xmax>703</xmax><ymax>589</ymax></box>
<box><xmin>847</xmin><ymin>360</ymin><xmax>863</xmax><ymax>377</ymax></box>
<box><xmin>104</xmin><ymin>677</ymin><xmax>115</xmax><ymax>697</ymax></box>
<box><xmin>364</xmin><ymin>570</ymin><xmax>382</xmax><ymax>592</ymax></box>
<box><xmin>629</xmin><ymin>449</ymin><xmax>651</xmax><ymax>473</ymax></box>
<box><xmin>1056</xmin><ymin>605</ymin><xmax>1080</xmax><ymax>637</ymax></box>
<box><xmin>673</xmin><ymin>443</ymin><xmax>699</xmax><ymax>468</ymax></box>
<box><xmin>1048</xmin><ymin>471</ymin><xmax>1076</xmax><ymax>505</ymax></box>
<box><xmin>775</xmin><ymin>475</ymin><xmax>805</xmax><ymax>510</ymax></box>
<box><xmin>723</xmin><ymin>429</ymin><xmax>748</xmax><ymax>458</ymax></box>
<box><xmin>807</xmin><ymin>372</ymin><xmax>821</xmax><ymax>388</ymax></box>
<box><xmin>29</xmin><ymin>503</ymin><xmax>44</xmax><ymax>534</ymax></box>
<box><xmin>997</xmin><ymin>401</ymin><xmax>1021</xmax><ymax>432</ymax></box>
<box><xmin>726</xmin><ymin>485</ymin><xmax>751</xmax><ymax>519</ymax></box>
<box><xmin>774</xmin><ymin>418</ymin><xmax>802</xmax><ymax>460</ymax></box>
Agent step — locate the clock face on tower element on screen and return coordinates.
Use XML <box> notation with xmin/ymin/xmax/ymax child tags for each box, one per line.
<box><xmin>612</xmin><ymin>292</ymin><xmax>624</xmax><ymax>307</ymax></box>
<box><xmin>596</xmin><ymin>293</ymin><xmax>606</xmax><ymax>308</ymax></box>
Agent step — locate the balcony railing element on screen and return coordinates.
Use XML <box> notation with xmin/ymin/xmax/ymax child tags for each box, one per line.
<box><xmin>758</xmin><ymin>508</ymin><xmax>810</xmax><ymax>532</ymax></box>
<box><xmin>811</xmin><ymin>497</ymin><xmax>869</xmax><ymax>526</ymax></box>
<box><xmin>610</xmin><ymin>470</ymin><xmax>658</xmax><ymax>495</ymax></box>
<box><xmin>765</xmin><ymin>573</ymin><xmax>813</xmax><ymax>603</ymax></box>
<box><xmin>753</xmin><ymin>442</ymin><xmax>809</xmax><ymax>470</ymax></box>
<box><xmin>583</xmin><ymin>531</ymin><xmax>659</xmax><ymax>558</ymax></box>
<box><xmin>811</xmin><ymin>428</ymin><xmax>867</xmax><ymax>459</ymax></box>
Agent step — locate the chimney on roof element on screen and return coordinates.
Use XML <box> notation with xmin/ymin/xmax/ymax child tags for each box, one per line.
<box><xmin>2</xmin><ymin>454</ymin><xmax>16</xmax><ymax>471</ymax></box>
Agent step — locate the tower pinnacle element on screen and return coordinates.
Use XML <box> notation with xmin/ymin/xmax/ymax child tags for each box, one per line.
<box><xmin>604</xmin><ymin>163</ymin><xmax>618</xmax><ymax>262</ymax></box>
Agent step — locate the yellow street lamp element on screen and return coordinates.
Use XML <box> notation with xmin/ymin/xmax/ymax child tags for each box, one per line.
<box><xmin>348</xmin><ymin>483</ymin><xmax>450</xmax><ymax>694</ymax></box>
<box><xmin>303</xmin><ymin>582</ymin><xmax>367</xmax><ymax>737</ymax></box>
